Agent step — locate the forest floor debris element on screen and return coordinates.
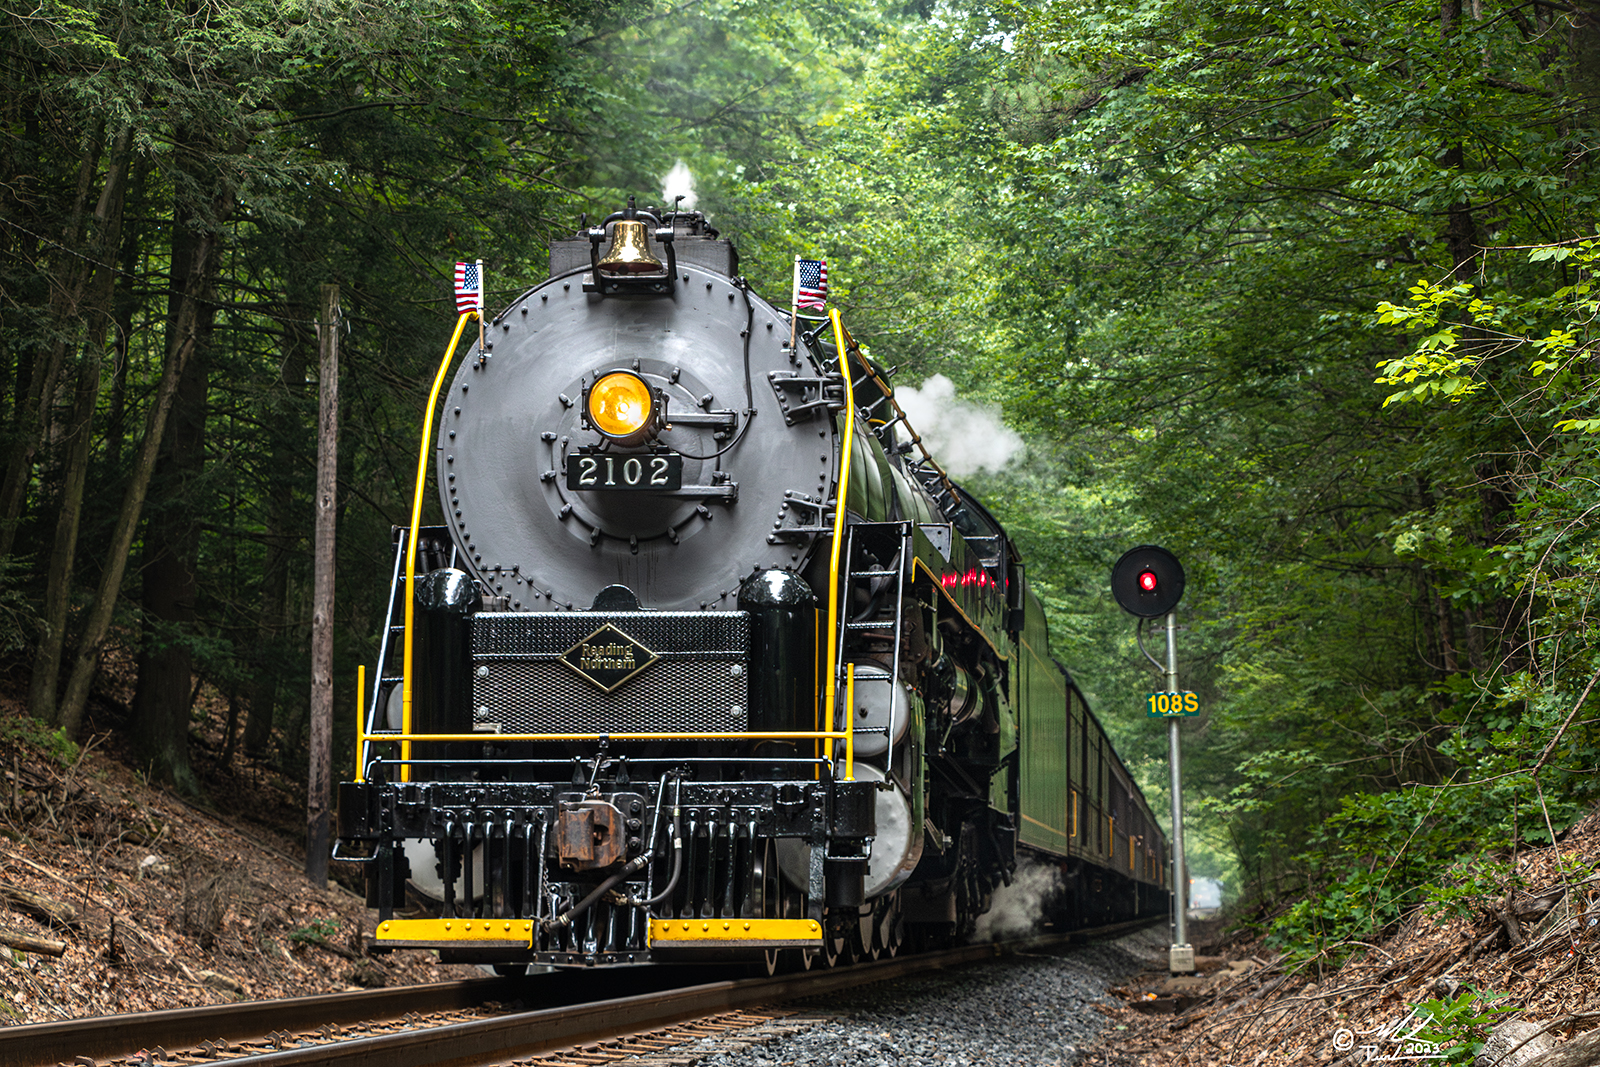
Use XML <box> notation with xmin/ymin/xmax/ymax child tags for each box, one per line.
<box><xmin>1089</xmin><ymin>806</ymin><xmax>1600</xmax><ymax>1067</ymax></box>
<box><xmin>0</xmin><ymin>685</ymin><xmax>479</xmax><ymax>1024</ymax></box>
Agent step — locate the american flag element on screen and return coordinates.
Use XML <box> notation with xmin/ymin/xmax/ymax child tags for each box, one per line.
<box><xmin>794</xmin><ymin>258</ymin><xmax>827</xmax><ymax>311</ymax></box>
<box><xmin>454</xmin><ymin>260</ymin><xmax>483</xmax><ymax>314</ymax></box>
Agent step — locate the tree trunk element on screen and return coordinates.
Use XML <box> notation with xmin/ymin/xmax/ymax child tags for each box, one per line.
<box><xmin>55</xmin><ymin>214</ymin><xmax>224</xmax><ymax>741</ymax></box>
<box><xmin>1571</xmin><ymin>0</ymin><xmax>1600</xmax><ymax>142</ymax></box>
<box><xmin>130</xmin><ymin>217</ymin><xmax>219</xmax><ymax>793</ymax></box>
<box><xmin>1434</xmin><ymin>588</ymin><xmax>1460</xmax><ymax>675</ymax></box>
<box><xmin>0</xmin><ymin>130</ymin><xmax>105</xmax><ymax>560</ymax></box>
<box><xmin>105</xmin><ymin>162</ymin><xmax>148</xmax><ymax>471</ymax></box>
<box><xmin>1440</xmin><ymin>0</ymin><xmax>1479</xmax><ymax>275</ymax></box>
<box><xmin>306</xmin><ymin>283</ymin><xmax>339</xmax><ymax>886</ymax></box>
<box><xmin>31</xmin><ymin>125</ymin><xmax>134</xmax><ymax>725</ymax></box>
<box><xmin>244</xmin><ymin>299</ymin><xmax>312</xmax><ymax>759</ymax></box>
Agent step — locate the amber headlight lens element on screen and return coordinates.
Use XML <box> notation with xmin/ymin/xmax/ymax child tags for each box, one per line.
<box><xmin>588</xmin><ymin>371</ymin><xmax>656</xmax><ymax>439</ymax></box>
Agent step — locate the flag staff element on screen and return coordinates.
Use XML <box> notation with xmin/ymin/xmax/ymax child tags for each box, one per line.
<box><xmin>477</xmin><ymin>258</ymin><xmax>486</xmax><ymax>352</ymax></box>
<box><xmin>789</xmin><ymin>255</ymin><xmax>801</xmax><ymax>352</ymax></box>
<box><xmin>790</xmin><ymin>257</ymin><xmax>828</xmax><ymax>351</ymax></box>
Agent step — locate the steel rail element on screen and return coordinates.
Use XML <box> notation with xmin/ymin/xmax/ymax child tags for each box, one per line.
<box><xmin>213</xmin><ymin>945</ymin><xmax>1009</xmax><ymax>1067</ymax></box>
<box><xmin>4</xmin><ymin>919</ymin><xmax>1157</xmax><ymax>1067</ymax></box>
<box><xmin>197</xmin><ymin>922</ymin><xmax>1158</xmax><ymax>1067</ymax></box>
<box><xmin>0</xmin><ymin>975</ymin><xmax>523</xmax><ymax>1067</ymax></box>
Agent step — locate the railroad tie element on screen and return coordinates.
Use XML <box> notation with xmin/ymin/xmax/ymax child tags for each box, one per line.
<box><xmin>508</xmin><ymin>1002</ymin><xmax>821</xmax><ymax>1067</ymax></box>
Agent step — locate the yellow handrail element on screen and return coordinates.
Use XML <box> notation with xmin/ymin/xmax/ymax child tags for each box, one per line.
<box><xmin>358</xmin><ymin>728</ymin><xmax>856</xmax><ymax>778</ymax></box>
<box><xmin>401</xmin><ymin>311</ymin><xmax>478</xmax><ymax>783</ymax></box>
<box><xmin>845</xmin><ymin>663</ymin><xmax>855</xmax><ymax>781</ymax></box>
<box><xmin>364</xmin><ymin>729</ymin><xmax>855</xmax><ymax>743</ymax></box>
<box><xmin>825</xmin><ymin>309</ymin><xmax>856</xmax><ymax>782</ymax></box>
<box><xmin>355</xmin><ymin>664</ymin><xmax>366</xmax><ymax>783</ymax></box>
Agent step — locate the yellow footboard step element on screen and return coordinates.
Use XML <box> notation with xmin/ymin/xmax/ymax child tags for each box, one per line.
<box><xmin>374</xmin><ymin>917</ymin><xmax>535</xmax><ymax>948</ymax></box>
<box><xmin>649</xmin><ymin>917</ymin><xmax>823</xmax><ymax>949</ymax></box>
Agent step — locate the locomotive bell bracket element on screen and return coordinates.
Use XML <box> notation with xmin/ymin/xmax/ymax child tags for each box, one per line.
<box><xmin>584</xmin><ymin>198</ymin><xmax>678</xmax><ymax>297</ymax></box>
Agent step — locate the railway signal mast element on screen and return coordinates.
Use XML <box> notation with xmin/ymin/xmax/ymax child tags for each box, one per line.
<box><xmin>1112</xmin><ymin>545</ymin><xmax>1196</xmax><ymax>976</ymax></box>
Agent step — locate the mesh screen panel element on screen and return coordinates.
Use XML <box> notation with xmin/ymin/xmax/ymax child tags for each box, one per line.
<box><xmin>471</xmin><ymin>611</ymin><xmax>750</xmax><ymax>734</ymax></box>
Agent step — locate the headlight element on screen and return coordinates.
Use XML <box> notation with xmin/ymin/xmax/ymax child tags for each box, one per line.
<box><xmin>587</xmin><ymin>371</ymin><xmax>658</xmax><ymax>441</ymax></box>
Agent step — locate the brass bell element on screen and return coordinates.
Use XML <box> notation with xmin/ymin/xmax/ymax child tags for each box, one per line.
<box><xmin>596</xmin><ymin>219</ymin><xmax>664</xmax><ymax>275</ymax></box>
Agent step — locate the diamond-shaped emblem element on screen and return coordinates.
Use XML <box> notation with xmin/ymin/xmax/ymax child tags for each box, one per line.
<box><xmin>560</xmin><ymin>623</ymin><xmax>659</xmax><ymax>693</ymax></box>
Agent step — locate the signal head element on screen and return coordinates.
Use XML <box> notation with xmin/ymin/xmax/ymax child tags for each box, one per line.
<box><xmin>1112</xmin><ymin>545</ymin><xmax>1185</xmax><ymax>617</ymax></box>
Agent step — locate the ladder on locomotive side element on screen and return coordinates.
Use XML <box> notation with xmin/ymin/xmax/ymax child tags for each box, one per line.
<box><xmin>796</xmin><ymin>309</ymin><xmax>921</xmax><ymax>784</ymax></box>
<box><xmin>357</xmin><ymin>526</ymin><xmax>454</xmax><ymax>780</ymax></box>
<box><xmin>833</xmin><ymin>520</ymin><xmax>914</xmax><ymax>781</ymax></box>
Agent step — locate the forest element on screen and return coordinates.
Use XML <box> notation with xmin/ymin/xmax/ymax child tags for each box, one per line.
<box><xmin>1</xmin><ymin>0</ymin><xmax>1597</xmax><ymax>963</ymax></box>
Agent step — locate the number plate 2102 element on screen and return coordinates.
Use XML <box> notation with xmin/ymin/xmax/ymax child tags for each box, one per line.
<box><xmin>566</xmin><ymin>452</ymin><xmax>683</xmax><ymax>491</ymax></box>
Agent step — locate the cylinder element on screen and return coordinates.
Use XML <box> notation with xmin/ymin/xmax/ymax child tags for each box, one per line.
<box><xmin>738</xmin><ymin>570</ymin><xmax>816</xmax><ymax>734</ymax></box>
<box><xmin>835</xmin><ymin>661</ymin><xmax>909</xmax><ymax>757</ymax></box>
<box><xmin>413</xmin><ymin>568</ymin><xmax>482</xmax><ymax>770</ymax></box>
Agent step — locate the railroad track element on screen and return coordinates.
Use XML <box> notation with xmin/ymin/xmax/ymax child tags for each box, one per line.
<box><xmin>3</xmin><ymin>966</ymin><xmax>705</xmax><ymax>1067</ymax></box>
<box><xmin>12</xmin><ymin>919</ymin><xmax>1156</xmax><ymax>1067</ymax></box>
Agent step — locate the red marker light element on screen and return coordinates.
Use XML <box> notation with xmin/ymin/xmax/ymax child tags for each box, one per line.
<box><xmin>1138</xmin><ymin>571</ymin><xmax>1158</xmax><ymax>592</ymax></box>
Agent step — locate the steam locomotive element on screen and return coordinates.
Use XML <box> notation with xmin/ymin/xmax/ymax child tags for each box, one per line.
<box><xmin>336</xmin><ymin>201</ymin><xmax>1169</xmax><ymax>970</ymax></box>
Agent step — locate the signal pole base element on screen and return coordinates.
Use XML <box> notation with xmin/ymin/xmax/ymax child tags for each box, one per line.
<box><xmin>1169</xmin><ymin>943</ymin><xmax>1195</xmax><ymax>975</ymax></box>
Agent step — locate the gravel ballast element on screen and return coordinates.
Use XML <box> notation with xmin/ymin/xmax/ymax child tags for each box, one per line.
<box><xmin>680</xmin><ymin>928</ymin><xmax>1166</xmax><ymax>1067</ymax></box>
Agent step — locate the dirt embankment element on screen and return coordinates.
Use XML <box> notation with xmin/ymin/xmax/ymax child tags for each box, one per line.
<box><xmin>0</xmin><ymin>726</ymin><xmax>478</xmax><ymax>1023</ymax></box>
<box><xmin>1090</xmin><ymin>809</ymin><xmax>1600</xmax><ymax>1067</ymax></box>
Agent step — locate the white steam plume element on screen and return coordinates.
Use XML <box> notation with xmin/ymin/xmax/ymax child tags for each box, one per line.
<box><xmin>661</xmin><ymin>160</ymin><xmax>697</xmax><ymax>211</ymax></box>
<box><xmin>972</xmin><ymin>860</ymin><xmax>1061</xmax><ymax>941</ymax></box>
<box><xmin>895</xmin><ymin>374</ymin><xmax>1023</xmax><ymax>479</ymax></box>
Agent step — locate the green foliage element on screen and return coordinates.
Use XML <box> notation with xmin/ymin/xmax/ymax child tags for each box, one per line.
<box><xmin>1419</xmin><ymin>859</ymin><xmax>1520</xmax><ymax>923</ymax></box>
<box><xmin>974</xmin><ymin>0</ymin><xmax>1600</xmax><ymax>923</ymax></box>
<box><xmin>1266</xmin><ymin>868</ymin><xmax>1405</xmax><ymax>967</ymax></box>
<box><xmin>1262</xmin><ymin>767</ymin><xmax>1589</xmax><ymax>960</ymax></box>
<box><xmin>288</xmin><ymin>917</ymin><xmax>340</xmax><ymax>945</ymax></box>
<box><xmin>2</xmin><ymin>0</ymin><xmax>645</xmax><ymax>783</ymax></box>
<box><xmin>1413</xmin><ymin>988</ymin><xmax>1519</xmax><ymax>1064</ymax></box>
<box><xmin>1262</xmin><ymin>787</ymin><xmax>1493</xmax><ymax>963</ymax></box>
<box><xmin>0</xmin><ymin>716</ymin><xmax>80</xmax><ymax>768</ymax></box>
<box><xmin>1375</xmin><ymin>241</ymin><xmax>1600</xmax><ymax>411</ymax></box>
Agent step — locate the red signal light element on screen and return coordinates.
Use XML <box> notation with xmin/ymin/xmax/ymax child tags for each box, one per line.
<box><xmin>1112</xmin><ymin>545</ymin><xmax>1185</xmax><ymax>617</ymax></box>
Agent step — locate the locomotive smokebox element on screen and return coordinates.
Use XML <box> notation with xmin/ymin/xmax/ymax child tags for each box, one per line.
<box><xmin>413</xmin><ymin>567</ymin><xmax>481</xmax><ymax>768</ymax></box>
<box><xmin>437</xmin><ymin>218</ymin><xmax>835</xmax><ymax>614</ymax></box>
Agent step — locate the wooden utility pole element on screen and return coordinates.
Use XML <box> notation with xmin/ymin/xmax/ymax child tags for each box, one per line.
<box><xmin>307</xmin><ymin>283</ymin><xmax>339</xmax><ymax>886</ymax></box>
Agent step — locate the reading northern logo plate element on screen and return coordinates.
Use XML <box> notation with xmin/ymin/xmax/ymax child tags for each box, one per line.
<box><xmin>561</xmin><ymin>623</ymin><xmax>659</xmax><ymax>692</ymax></box>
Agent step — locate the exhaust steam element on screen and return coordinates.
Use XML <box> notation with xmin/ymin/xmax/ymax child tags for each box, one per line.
<box><xmin>661</xmin><ymin>160</ymin><xmax>698</xmax><ymax>211</ymax></box>
<box><xmin>972</xmin><ymin>860</ymin><xmax>1061</xmax><ymax>941</ymax></box>
<box><xmin>895</xmin><ymin>374</ymin><xmax>1022</xmax><ymax>479</ymax></box>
